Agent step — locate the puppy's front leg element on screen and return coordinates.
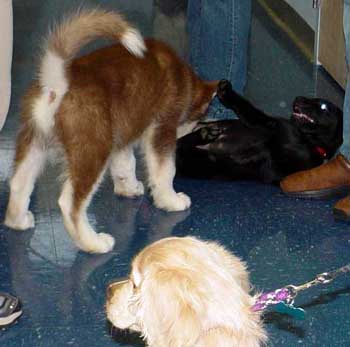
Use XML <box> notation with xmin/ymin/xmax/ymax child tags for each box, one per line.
<box><xmin>143</xmin><ymin>125</ymin><xmax>191</xmax><ymax>212</ymax></box>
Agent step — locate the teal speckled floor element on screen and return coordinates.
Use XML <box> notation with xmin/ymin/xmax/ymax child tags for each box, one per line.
<box><xmin>1</xmin><ymin>1</ymin><xmax>349</xmax><ymax>346</ymax></box>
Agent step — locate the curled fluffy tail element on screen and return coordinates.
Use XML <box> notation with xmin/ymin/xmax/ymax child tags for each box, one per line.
<box><xmin>34</xmin><ymin>9</ymin><xmax>146</xmax><ymax>135</ymax></box>
<box><xmin>44</xmin><ymin>8</ymin><xmax>146</xmax><ymax>62</ymax></box>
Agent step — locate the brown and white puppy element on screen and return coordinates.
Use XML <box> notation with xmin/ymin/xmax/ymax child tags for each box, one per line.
<box><xmin>4</xmin><ymin>10</ymin><xmax>217</xmax><ymax>253</ymax></box>
<box><xmin>106</xmin><ymin>236</ymin><xmax>267</xmax><ymax>347</ymax></box>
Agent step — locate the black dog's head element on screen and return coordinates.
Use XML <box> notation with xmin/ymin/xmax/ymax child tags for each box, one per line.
<box><xmin>291</xmin><ymin>96</ymin><xmax>343</xmax><ymax>159</ymax></box>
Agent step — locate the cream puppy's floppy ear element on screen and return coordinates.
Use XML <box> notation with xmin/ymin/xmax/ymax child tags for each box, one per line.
<box><xmin>140</xmin><ymin>267</ymin><xmax>206</xmax><ymax>347</ymax></box>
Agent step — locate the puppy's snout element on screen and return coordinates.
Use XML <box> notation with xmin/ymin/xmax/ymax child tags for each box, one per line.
<box><xmin>106</xmin><ymin>283</ymin><xmax>115</xmax><ymax>301</ymax></box>
<box><xmin>295</xmin><ymin>96</ymin><xmax>308</xmax><ymax>104</ymax></box>
<box><xmin>293</xmin><ymin>96</ymin><xmax>309</xmax><ymax>110</ymax></box>
<box><xmin>107</xmin><ymin>278</ymin><xmax>129</xmax><ymax>301</ymax></box>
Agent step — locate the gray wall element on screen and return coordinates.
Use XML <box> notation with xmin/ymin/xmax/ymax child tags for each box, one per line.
<box><xmin>284</xmin><ymin>0</ymin><xmax>318</xmax><ymax>30</ymax></box>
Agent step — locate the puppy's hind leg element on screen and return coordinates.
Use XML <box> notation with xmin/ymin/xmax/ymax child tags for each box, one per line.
<box><xmin>110</xmin><ymin>145</ymin><xmax>144</xmax><ymax>198</ymax></box>
<box><xmin>58</xmin><ymin>150</ymin><xmax>115</xmax><ymax>254</ymax></box>
<box><xmin>5</xmin><ymin>126</ymin><xmax>46</xmax><ymax>230</ymax></box>
<box><xmin>143</xmin><ymin>125</ymin><xmax>191</xmax><ymax>212</ymax></box>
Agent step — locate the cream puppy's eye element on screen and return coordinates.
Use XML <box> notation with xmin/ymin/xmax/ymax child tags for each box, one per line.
<box><xmin>130</xmin><ymin>276</ymin><xmax>139</xmax><ymax>289</ymax></box>
<box><xmin>132</xmin><ymin>269</ymin><xmax>142</xmax><ymax>287</ymax></box>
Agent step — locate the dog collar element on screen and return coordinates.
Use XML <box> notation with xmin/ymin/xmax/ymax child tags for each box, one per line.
<box><xmin>314</xmin><ymin>146</ymin><xmax>327</xmax><ymax>158</ymax></box>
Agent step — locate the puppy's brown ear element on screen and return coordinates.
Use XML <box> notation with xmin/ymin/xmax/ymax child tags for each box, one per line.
<box><xmin>141</xmin><ymin>268</ymin><xmax>205</xmax><ymax>347</ymax></box>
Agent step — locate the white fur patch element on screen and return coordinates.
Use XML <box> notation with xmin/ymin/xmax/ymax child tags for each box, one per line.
<box><xmin>110</xmin><ymin>146</ymin><xmax>144</xmax><ymax>197</ymax></box>
<box><xmin>121</xmin><ymin>29</ymin><xmax>147</xmax><ymax>58</ymax></box>
<box><xmin>142</xmin><ymin>126</ymin><xmax>191</xmax><ymax>212</ymax></box>
<box><xmin>33</xmin><ymin>50</ymin><xmax>69</xmax><ymax>135</ymax></box>
<box><xmin>177</xmin><ymin>121</ymin><xmax>198</xmax><ymax>139</ymax></box>
<box><xmin>32</xmin><ymin>91</ymin><xmax>56</xmax><ymax>135</ymax></box>
<box><xmin>40</xmin><ymin>50</ymin><xmax>68</xmax><ymax>92</ymax></box>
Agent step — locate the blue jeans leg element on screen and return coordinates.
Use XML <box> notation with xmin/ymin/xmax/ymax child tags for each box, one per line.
<box><xmin>187</xmin><ymin>0</ymin><xmax>252</xmax><ymax>119</ymax></box>
<box><xmin>340</xmin><ymin>0</ymin><xmax>350</xmax><ymax>157</ymax></box>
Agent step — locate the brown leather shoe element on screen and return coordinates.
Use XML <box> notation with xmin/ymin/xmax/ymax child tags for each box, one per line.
<box><xmin>280</xmin><ymin>154</ymin><xmax>350</xmax><ymax>198</ymax></box>
<box><xmin>333</xmin><ymin>195</ymin><xmax>350</xmax><ymax>221</ymax></box>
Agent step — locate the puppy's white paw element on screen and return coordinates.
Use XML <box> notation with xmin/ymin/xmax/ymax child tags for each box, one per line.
<box><xmin>114</xmin><ymin>181</ymin><xmax>144</xmax><ymax>198</ymax></box>
<box><xmin>85</xmin><ymin>233</ymin><xmax>115</xmax><ymax>254</ymax></box>
<box><xmin>4</xmin><ymin>211</ymin><xmax>35</xmax><ymax>230</ymax></box>
<box><xmin>154</xmin><ymin>192</ymin><xmax>191</xmax><ymax>212</ymax></box>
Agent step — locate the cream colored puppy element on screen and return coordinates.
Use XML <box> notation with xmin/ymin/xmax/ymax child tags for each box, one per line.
<box><xmin>106</xmin><ymin>236</ymin><xmax>267</xmax><ymax>347</ymax></box>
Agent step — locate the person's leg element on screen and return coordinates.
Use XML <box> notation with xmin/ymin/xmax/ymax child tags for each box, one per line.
<box><xmin>332</xmin><ymin>0</ymin><xmax>350</xmax><ymax>220</ymax></box>
<box><xmin>281</xmin><ymin>1</ymin><xmax>350</xmax><ymax>217</ymax></box>
<box><xmin>340</xmin><ymin>0</ymin><xmax>350</xmax><ymax>157</ymax></box>
<box><xmin>0</xmin><ymin>0</ymin><xmax>13</xmax><ymax>131</ymax></box>
<box><xmin>187</xmin><ymin>0</ymin><xmax>252</xmax><ymax>120</ymax></box>
<box><xmin>281</xmin><ymin>0</ymin><xmax>350</xmax><ymax>200</ymax></box>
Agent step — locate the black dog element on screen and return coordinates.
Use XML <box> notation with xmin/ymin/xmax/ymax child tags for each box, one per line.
<box><xmin>176</xmin><ymin>80</ymin><xmax>343</xmax><ymax>184</ymax></box>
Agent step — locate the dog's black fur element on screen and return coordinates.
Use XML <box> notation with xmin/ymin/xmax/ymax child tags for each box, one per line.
<box><xmin>176</xmin><ymin>80</ymin><xmax>343</xmax><ymax>184</ymax></box>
